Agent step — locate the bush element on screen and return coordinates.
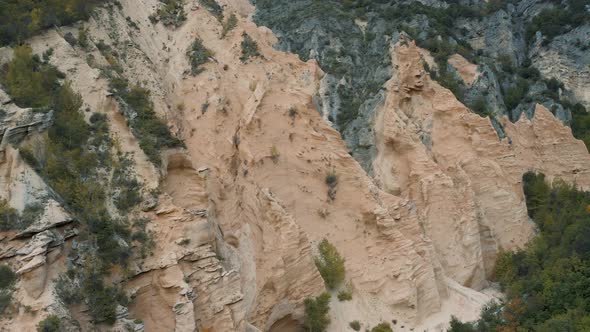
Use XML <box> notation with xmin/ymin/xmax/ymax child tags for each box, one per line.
<box><xmin>0</xmin><ymin>290</ymin><xmax>12</xmax><ymax>314</ymax></box>
<box><xmin>5</xmin><ymin>35</ymin><xmax>131</xmax><ymax>327</ymax></box>
<box><xmin>37</xmin><ymin>315</ymin><xmax>62</xmax><ymax>332</ymax></box>
<box><xmin>20</xmin><ymin>203</ymin><xmax>45</xmax><ymax>229</ymax></box>
<box><xmin>497</xmin><ymin>53</ymin><xmax>514</xmax><ymax>74</ymax></box>
<box><xmin>199</xmin><ymin>0</ymin><xmax>223</xmax><ymax>21</ymax></box>
<box><xmin>0</xmin><ymin>0</ymin><xmax>108</xmax><ymax>46</ymax></box>
<box><xmin>0</xmin><ymin>200</ymin><xmax>19</xmax><ymax>231</ymax></box>
<box><xmin>0</xmin><ymin>45</ymin><xmax>61</xmax><ymax>108</ymax></box>
<box><xmin>55</xmin><ymin>273</ymin><xmax>82</xmax><ymax>305</ymax></box>
<box><xmin>315</xmin><ymin>239</ymin><xmax>345</xmax><ymax>289</ymax></box>
<box><xmin>325</xmin><ymin>171</ymin><xmax>338</xmax><ymax>201</ymax></box>
<box><xmin>337</xmin><ymin>289</ymin><xmax>352</xmax><ymax>301</ymax></box>
<box><xmin>303</xmin><ymin>292</ymin><xmax>331</xmax><ymax>332</ymax></box>
<box><xmin>132</xmin><ymin>218</ymin><xmax>155</xmax><ymax>258</ymax></box>
<box><xmin>349</xmin><ymin>320</ymin><xmax>361</xmax><ymax>331</ymax></box>
<box><xmin>447</xmin><ymin>316</ymin><xmax>475</xmax><ymax>331</ymax></box>
<box><xmin>186</xmin><ymin>38</ymin><xmax>213</xmax><ymax>76</ymax></box>
<box><xmin>370</xmin><ymin>323</ymin><xmax>393</xmax><ymax>332</ymax></box>
<box><xmin>470</xmin><ymin>96</ymin><xmax>490</xmax><ymax>116</ymax></box>
<box><xmin>221</xmin><ymin>13</ymin><xmax>238</xmax><ymax>38</ymax></box>
<box><xmin>569</xmin><ymin>103</ymin><xmax>590</xmax><ymax>150</ymax></box>
<box><xmin>81</xmin><ymin>258</ymin><xmax>128</xmax><ymax>324</ymax></box>
<box><xmin>240</xmin><ymin>33</ymin><xmax>260</xmax><ymax>62</ymax></box>
<box><xmin>0</xmin><ymin>265</ymin><xmax>16</xmax><ymax>290</ymax></box>
<box><xmin>109</xmin><ymin>78</ymin><xmax>183</xmax><ymax>165</ymax></box>
<box><xmin>503</xmin><ymin>78</ymin><xmax>529</xmax><ymax>111</ymax></box>
<box><xmin>461</xmin><ymin>173</ymin><xmax>590</xmax><ymax>330</ymax></box>
<box><xmin>0</xmin><ymin>265</ymin><xmax>16</xmax><ymax>314</ymax></box>
<box><xmin>525</xmin><ymin>5</ymin><xmax>588</xmax><ymax>44</ymax></box>
<box><xmin>112</xmin><ymin>153</ymin><xmax>142</xmax><ymax>213</ymax></box>
<box><xmin>156</xmin><ymin>0</ymin><xmax>187</xmax><ymax>27</ymax></box>
<box><xmin>78</xmin><ymin>28</ymin><xmax>88</xmax><ymax>48</ymax></box>
<box><xmin>63</xmin><ymin>32</ymin><xmax>77</xmax><ymax>46</ymax></box>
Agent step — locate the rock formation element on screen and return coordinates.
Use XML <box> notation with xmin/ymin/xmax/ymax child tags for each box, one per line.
<box><xmin>0</xmin><ymin>0</ymin><xmax>588</xmax><ymax>331</ymax></box>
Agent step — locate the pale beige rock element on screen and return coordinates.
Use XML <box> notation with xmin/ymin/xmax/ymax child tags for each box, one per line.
<box><xmin>448</xmin><ymin>53</ymin><xmax>479</xmax><ymax>85</ymax></box>
<box><xmin>0</xmin><ymin>1</ymin><xmax>589</xmax><ymax>332</ymax></box>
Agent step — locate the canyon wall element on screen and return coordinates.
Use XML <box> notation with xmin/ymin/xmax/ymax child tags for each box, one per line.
<box><xmin>0</xmin><ymin>1</ymin><xmax>588</xmax><ymax>331</ymax></box>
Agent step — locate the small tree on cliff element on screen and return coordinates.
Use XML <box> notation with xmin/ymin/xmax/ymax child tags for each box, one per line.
<box><xmin>303</xmin><ymin>292</ymin><xmax>331</xmax><ymax>332</ymax></box>
<box><xmin>314</xmin><ymin>239</ymin><xmax>345</xmax><ymax>289</ymax></box>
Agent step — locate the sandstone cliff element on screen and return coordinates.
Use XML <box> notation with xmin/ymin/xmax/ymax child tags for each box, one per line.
<box><xmin>0</xmin><ymin>0</ymin><xmax>588</xmax><ymax>332</ymax></box>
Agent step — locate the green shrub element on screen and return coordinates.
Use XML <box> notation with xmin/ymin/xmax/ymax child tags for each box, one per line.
<box><xmin>199</xmin><ymin>0</ymin><xmax>223</xmax><ymax>21</ymax></box>
<box><xmin>0</xmin><ymin>45</ymin><xmax>60</xmax><ymax>108</ymax></box>
<box><xmin>221</xmin><ymin>13</ymin><xmax>238</xmax><ymax>38</ymax></box>
<box><xmin>108</xmin><ymin>78</ymin><xmax>183</xmax><ymax>165</ymax></box>
<box><xmin>186</xmin><ymin>38</ymin><xmax>213</xmax><ymax>76</ymax></box>
<box><xmin>50</xmin><ymin>83</ymin><xmax>90</xmax><ymax>150</ymax></box>
<box><xmin>370</xmin><ymin>323</ymin><xmax>393</xmax><ymax>332</ymax></box>
<box><xmin>89</xmin><ymin>113</ymin><xmax>112</xmax><ymax>165</ymax></box>
<box><xmin>470</xmin><ymin>96</ymin><xmax>490</xmax><ymax>116</ymax></box>
<box><xmin>497</xmin><ymin>53</ymin><xmax>514</xmax><ymax>74</ymax></box>
<box><xmin>325</xmin><ymin>171</ymin><xmax>338</xmax><ymax>201</ymax></box>
<box><xmin>81</xmin><ymin>258</ymin><xmax>128</xmax><ymax>324</ymax></box>
<box><xmin>337</xmin><ymin>289</ymin><xmax>352</xmax><ymax>301</ymax></box>
<box><xmin>0</xmin><ymin>0</ymin><xmax>108</xmax><ymax>46</ymax></box>
<box><xmin>459</xmin><ymin>173</ymin><xmax>590</xmax><ymax>330</ymax></box>
<box><xmin>0</xmin><ymin>265</ymin><xmax>16</xmax><ymax>290</ymax></box>
<box><xmin>315</xmin><ymin>239</ymin><xmax>345</xmax><ymax>289</ymax></box>
<box><xmin>240</xmin><ymin>33</ymin><xmax>260</xmax><ymax>62</ymax></box>
<box><xmin>503</xmin><ymin>78</ymin><xmax>529</xmax><ymax>111</ymax></box>
<box><xmin>63</xmin><ymin>32</ymin><xmax>77</xmax><ymax>46</ymax></box>
<box><xmin>569</xmin><ymin>103</ymin><xmax>590</xmax><ymax>150</ymax></box>
<box><xmin>349</xmin><ymin>320</ymin><xmax>361</xmax><ymax>331</ymax></box>
<box><xmin>5</xmin><ymin>36</ymin><xmax>131</xmax><ymax>327</ymax></box>
<box><xmin>112</xmin><ymin>153</ymin><xmax>141</xmax><ymax>213</ymax></box>
<box><xmin>525</xmin><ymin>5</ymin><xmax>589</xmax><ymax>44</ymax></box>
<box><xmin>78</xmin><ymin>28</ymin><xmax>88</xmax><ymax>48</ymax></box>
<box><xmin>20</xmin><ymin>203</ymin><xmax>45</xmax><ymax>229</ymax></box>
<box><xmin>303</xmin><ymin>292</ymin><xmax>331</xmax><ymax>332</ymax></box>
<box><xmin>0</xmin><ymin>265</ymin><xmax>16</xmax><ymax>314</ymax></box>
<box><xmin>37</xmin><ymin>315</ymin><xmax>62</xmax><ymax>332</ymax></box>
<box><xmin>55</xmin><ymin>273</ymin><xmax>82</xmax><ymax>305</ymax></box>
<box><xmin>132</xmin><ymin>219</ymin><xmax>156</xmax><ymax>258</ymax></box>
<box><xmin>0</xmin><ymin>200</ymin><xmax>19</xmax><ymax>231</ymax></box>
<box><xmin>156</xmin><ymin>0</ymin><xmax>187</xmax><ymax>27</ymax></box>
<box><xmin>0</xmin><ymin>290</ymin><xmax>12</xmax><ymax>314</ymax></box>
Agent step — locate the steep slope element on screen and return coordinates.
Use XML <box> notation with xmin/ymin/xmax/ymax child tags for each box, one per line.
<box><xmin>0</xmin><ymin>0</ymin><xmax>588</xmax><ymax>332</ymax></box>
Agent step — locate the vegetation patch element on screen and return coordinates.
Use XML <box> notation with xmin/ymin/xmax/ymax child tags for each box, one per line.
<box><xmin>37</xmin><ymin>315</ymin><xmax>62</xmax><ymax>332</ymax></box>
<box><xmin>0</xmin><ymin>46</ymin><xmax>62</xmax><ymax>108</ymax></box>
<box><xmin>240</xmin><ymin>33</ymin><xmax>261</xmax><ymax>63</ymax></box>
<box><xmin>325</xmin><ymin>171</ymin><xmax>338</xmax><ymax>202</ymax></box>
<box><xmin>199</xmin><ymin>0</ymin><xmax>223</xmax><ymax>21</ymax></box>
<box><xmin>0</xmin><ymin>199</ymin><xmax>45</xmax><ymax>231</ymax></box>
<box><xmin>112</xmin><ymin>153</ymin><xmax>142</xmax><ymax>214</ymax></box>
<box><xmin>221</xmin><ymin>13</ymin><xmax>238</xmax><ymax>38</ymax></box>
<box><xmin>0</xmin><ymin>0</ymin><xmax>109</xmax><ymax>46</ymax></box>
<box><xmin>337</xmin><ymin>288</ymin><xmax>352</xmax><ymax>301</ymax></box>
<box><xmin>186</xmin><ymin>38</ymin><xmax>213</xmax><ymax>76</ymax></box>
<box><xmin>315</xmin><ymin>239</ymin><xmax>345</xmax><ymax>289</ymax></box>
<box><xmin>5</xmin><ymin>48</ymin><xmax>133</xmax><ymax>324</ymax></box>
<box><xmin>370</xmin><ymin>323</ymin><xmax>393</xmax><ymax>332</ymax></box>
<box><xmin>109</xmin><ymin>77</ymin><xmax>184</xmax><ymax>165</ymax></box>
<box><xmin>0</xmin><ymin>265</ymin><xmax>16</xmax><ymax>314</ymax></box>
<box><xmin>450</xmin><ymin>172</ymin><xmax>590</xmax><ymax>330</ymax></box>
<box><xmin>151</xmin><ymin>0</ymin><xmax>186</xmax><ymax>27</ymax></box>
<box><xmin>304</xmin><ymin>292</ymin><xmax>331</xmax><ymax>332</ymax></box>
<box><xmin>525</xmin><ymin>0</ymin><xmax>590</xmax><ymax>44</ymax></box>
<box><xmin>349</xmin><ymin>320</ymin><xmax>361</xmax><ymax>331</ymax></box>
<box><xmin>0</xmin><ymin>200</ymin><xmax>19</xmax><ymax>231</ymax></box>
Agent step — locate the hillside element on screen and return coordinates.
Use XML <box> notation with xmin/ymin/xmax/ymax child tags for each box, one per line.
<box><xmin>0</xmin><ymin>0</ymin><xmax>588</xmax><ymax>331</ymax></box>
